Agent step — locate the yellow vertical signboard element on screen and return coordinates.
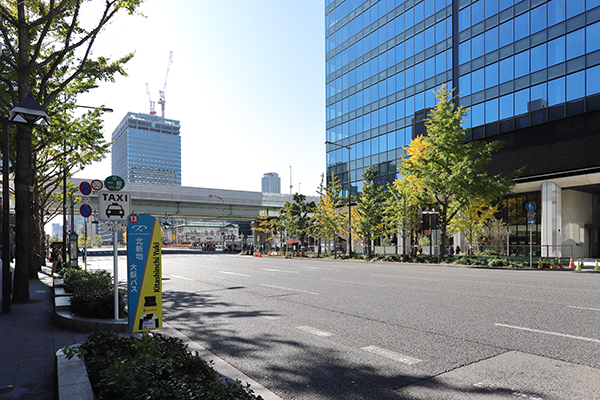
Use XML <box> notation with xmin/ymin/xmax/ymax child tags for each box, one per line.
<box><xmin>127</xmin><ymin>214</ymin><xmax>162</xmax><ymax>333</ymax></box>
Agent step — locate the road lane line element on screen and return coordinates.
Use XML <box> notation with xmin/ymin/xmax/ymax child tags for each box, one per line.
<box><xmin>568</xmin><ymin>305</ymin><xmax>600</xmax><ymax>312</ymax></box>
<box><xmin>169</xmin><ymin>274</ymin><xmax>193</xmax><ymax>281</ymax></box>
<box><xmin>219</xmin><ymin>271</ymin><xmax>251</xmax><ymax>277</ymax></box>
<box><xmin>262</xmin><ymin>268</ymin><xmax>299</xmax><ymax>274</ymax></box>
<box><xmin>323</xmin><ymin>278</ymin><xmax>386</xmax><ymax>287</ymax></box>
<box><xmin>296</xmin><ymin>326</ymin><xmax>334</xmax><ymax>337</ymax></box>
<box><xmin>495</xmin><ymin>323</ymin><xmax>600</xmax><ymax>344</ymax></box>
<box><xmin>261</xmin><ymin>284</ymin><xmax>319</xmax><ymax>295</ymax></box>
<box><xmin>262</xmin><ymin>316</ymin><xmax>280</xmax><ymax>320</ymax></box>
<box><xmin>370</xmin><ymin>274</ymin><xmax>440</xmax><ymax>282</ymax></box>
<box><xmin>361</xmin><ymin>346</ymin><xmax>422</xmax><ymax>365</ymax></box>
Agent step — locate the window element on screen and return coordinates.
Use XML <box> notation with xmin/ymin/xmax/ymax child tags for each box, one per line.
<box><xmin>548</xmin><ymin>36</ymin><xmax>565</xmax><ymax>66</ymax></box>
<box><xmin>471</xmin><ymin>103</ymin><xmax>485</xmax><ymax>126</ymax></box>
<box><xmin>485</xmin><ymin>63</ymin><xmax>498</xmax><ymax>87</ymax></box>
<box><xmin>587</xmin><ymin>22</ymin><xmax>600</xmax><ymax>53</ymax></box>
<box><xmin>548</xmin><ymin>76</ymin><xmax>565</xmax><ymax>105</ymax></box>
<box><xmin>459</xmin><ymin>74</ymin><xmax>471</xmax><ymax>95</ymax></box>
<box><xmin>499</xmin><ymin>56</ymin><xmax>514</xmax><ymax>83</ymax></box>
<box><xmin>567</xmin><ymin>29</ymin><xmax>585</xmax><ymax>60</ymax></box>
<box><xmin>499</xmin><ymin>20</ymin><xmax>514</xmax><ymax>47</ymax></box>
<box><xmin>485</xmin><ymin>0</ymin><xmax>498</xmax><ymax>19</ymax></box>
<box><xmin>472</xmin><ymin>34</ymin><xmax>484</xmax><ymax>59</ymax></box>
<box><xmin>530</xmin><ymin>83</ymin><xmax>547</xmax><ymax>109</ymax></box>
<box><xmin>472</xmin><ymin>1</ymin><xmax>484</xmax><ymax>24</ymax></box>
<box><xmin>530</xmin><ymin>44</ymin><xmax>547</xmax><ymax>72</ymax></box>
<box><xmin>566</xmin><ymin>71</ymin><xmax>585</xmax><ymax>101</ymax></box>
<box><xmin>566</xmin><ymin>0</ymin><xmax>584</xmax><ymax>18</ymax></box>
<box><xmin>499</xmin><ymin>93</ymin><xmax>514</xmax><ymax>119</ymax></box>
<box><xmin>587</xmin><ymin>66</ymin><xmax>600</xmax><ymax>95</ymax></box>
<box><xmin>459</xmin><ymin>41</ymin><xmax>470</xmax><ymax>64</ymax></box>
<box><xmin>514</xmin><ymin>50</ymin><xmax>530</xmax><ymax>78</ymax></box>
<box><xmin>530</xmin><ymin>4</ymin><xmax>546</xmax><ymax>34</ymax></box>
<box><xmin>514</xmin><ymin>88</ymin><xmax>529</xmax><ymax>115</ymax></box>
<box><xmin>472</xmin><ymin>68</ymin><xmax>485</xmax><ymax>93</ymax></box>
<box><xmin>485</xmin><ymin>27</ymin><xmax>498</xmax><ymax>53</ymax></box>
<box><xmin>514</xmin><ymin>12</ymin><xmax>529</xmax><ymax>41</ymax></box>
<box><xmin>486</xmin><ymin>98</ymin><xmax>499</xmax><ymax>123</ymax></box>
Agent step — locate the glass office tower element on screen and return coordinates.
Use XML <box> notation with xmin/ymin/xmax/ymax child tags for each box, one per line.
<box><xmin>325</xmin><ymin>0</ymin><xmax>600</xmax><ymax>257</ymax></box>
<box><xmin>111</xmin><ymin>112</ymin><xmax>182</xmax><ymax>186</ymax></box>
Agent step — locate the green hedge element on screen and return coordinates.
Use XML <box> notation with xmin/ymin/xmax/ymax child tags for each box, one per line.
<box><xmin>59</xmin><ymin>267</ymin><xmax>126</xmax><ymax>319</ymax></box>
<box><xmin>65</xmin><ymin>331</ymin><xmax>263</xmax><ymax>400</ymax></box>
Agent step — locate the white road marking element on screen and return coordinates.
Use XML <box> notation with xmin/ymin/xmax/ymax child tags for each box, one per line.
<box><xmin>262</xmin><ymin>316</ymin><xmax>280</xmax><ymax>320</ymax></box>
<box><xmin>262</xmin><ymin>268</ymin><xmax>299</xmax><ymax>274</ymax></box>
<box><xmin>303</xmin><ymin>266</ymin><xmax>340</xmax><ymax>271</ymax></box>
<box><xmin>568</xmin><ymin>305</ymin><xmax>600</xmax><ymax>312</ymax></box>
<box><xmin>370</xmin><ymin>274</ymin><xmax>440</xmax><ymax>281</ymax></box>
<box><xmin>169</xmin><ymin>274</ymin><xmax>193</xmax><ymax>281</ymax></box>
<box><xmin>361</xmin><ymin>345</ymin><xmax>422</xmax><ymax>365</ymax></box>
<box><xmin>296</xmin><ymin>326</ymin><xmax>334</xmax><ymax>337</ymax></box>
<box><xmin>495</xmin><ymin>323</ymin><xmax>600</xmax><ymax>344</ymax></box>
<box><xmin>261</xmin><ymin>284</ymin><xmax>319</xmax><ymax>295</ymax></box>
<box><xmin>218</xmin><ymin>271</ymin><xmax>250</xmax><ymax>277</ymax></box>
<box><xmin>323</xmin><ymin>278</ymin><xmax>386</xmax><ymax>287</ymax></box>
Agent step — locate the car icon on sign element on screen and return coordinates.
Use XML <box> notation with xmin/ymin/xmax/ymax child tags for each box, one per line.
<box><xmin>106</xmin><ymin>203</ymin><xmax>125</xmax><ymax>218</ymax></box>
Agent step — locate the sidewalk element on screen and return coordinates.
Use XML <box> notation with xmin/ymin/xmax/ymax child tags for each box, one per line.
<box><xmin>0</xmin><ymin>265</ymin><xmax>281</xmax><ymax>400</ymax></box>
<box><xmin>0</xmin><ymin>265</ymin><xmax>87</xmax><ymax>400</ymax></box>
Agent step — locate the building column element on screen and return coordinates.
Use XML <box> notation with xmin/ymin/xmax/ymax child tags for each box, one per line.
<box><xmin>541</xmin><ymin>181</ymin><xmax>562</xmax><ymax>257</ymax></box>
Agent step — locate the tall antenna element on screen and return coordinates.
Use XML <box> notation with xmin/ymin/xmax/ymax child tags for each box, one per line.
<box><xmin>289</xmin><ymin>166</ymin><xmax>292</xmax><ymax>197</ymax></box>
<box><xmin>157</xmin><ymin>51</ymin><xmax>173</xmax><ymax>118</ymax></box>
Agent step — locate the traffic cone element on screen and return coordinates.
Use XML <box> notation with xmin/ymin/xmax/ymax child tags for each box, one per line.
<box><xmin>550</xmin><ymin>259</ymin><xmax>555</xmax><ymax>269</ymax></box>
<box><xmin>538</xmin><ymin>258</ymin><xmax>543</xmax><ymax>268</ymax></box>
<box><xmin>558</xmin><ymin>258</ymin><xmax>563</xmax><ymax>268</ymax></box>
<box><xmin>576</xmin><ymin>260</ymin><xmax>583</xmax><ymax>271</ymax></box>
<box><xmin>595</xmin><ymin>260</ymin><xmax>599</xmax><ymax>271</ymax></box>
<box><xmin>569</xmin><ymin>257</ymin><xmax>575</xmax><ymax>268</ymax></box>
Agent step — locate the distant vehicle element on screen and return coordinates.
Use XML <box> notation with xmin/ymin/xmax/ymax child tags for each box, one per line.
<box><xmin>106</xmin><ymin>203</ymin><xmax>125</xmax><ymax>218</ymax></box>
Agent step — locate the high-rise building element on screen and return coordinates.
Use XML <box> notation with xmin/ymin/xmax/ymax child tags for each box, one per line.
<box><xmin>261</xmin><ymin>172</ymin><xmax>281</xmax><ymax>194</ymax></box>
<box><xmin>325</xmin><ymin>0</ymin><xmax>600</xmax><ymax>257</ymax></box>
<box><xmin>111</xmin><ymin>112</ymin><xmax>181</xmax><ymax>185</ymax></box>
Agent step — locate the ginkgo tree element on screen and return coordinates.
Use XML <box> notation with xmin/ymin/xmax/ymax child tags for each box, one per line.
<box><xmin>448</xmin><ymin>199</ymin><xmax>498</xmax><ymax>255</ymax></box>
<box><xmin>401</xmin><ymin>85</ymin><xmax>517</xmax><ymax>260</ymax></box>
<box><xmin>355</xmin><ymin>167</ymin><xmax>387</xmax><ymax>259</ymax></box>
<box><xmin>312</xmin><ymin>173</ymin><xmax>347</xmax><ymax>257</ymax></box>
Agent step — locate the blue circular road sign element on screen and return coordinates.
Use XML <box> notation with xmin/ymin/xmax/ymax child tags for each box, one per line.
<box><xmin>525</xmin><ymin>202</ymin><xmax>537</xmax><ymax>211</ymax></box>
<box><xmin>79</xmin><ymin>181</ymin><xmax>92</xmax><ymax>196</ymax></box>
<box><xmin>80</xmin><ymin>204</ymin><xmax>92</xmax><ymax>218</ymax></box>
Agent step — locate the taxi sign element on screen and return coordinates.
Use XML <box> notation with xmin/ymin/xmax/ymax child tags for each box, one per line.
<box><xmin>98</xmin><ymin>191</ymin><xmax>131</xmax><ymax>221</ymax></box>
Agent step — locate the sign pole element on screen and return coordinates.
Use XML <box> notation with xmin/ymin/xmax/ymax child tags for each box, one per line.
<box><xmin>530</xmin><ymin>229</ymin><xmax>532</xmax><ymax>269</ymax></box>
<box><xmin>113</xmin><ymin>230</ymin><xmax>119</xmax><ymax>320</ymax></box>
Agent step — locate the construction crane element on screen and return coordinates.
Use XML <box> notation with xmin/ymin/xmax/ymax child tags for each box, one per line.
<box><xmin>157</xmin><ymin>51</ymin><xmax>173</xmax><ymax>118</ymax></box>
<box><xmin>145</xmin><ymin>83</ymin><xmax>156</xmax><ymax>115</ymax></box>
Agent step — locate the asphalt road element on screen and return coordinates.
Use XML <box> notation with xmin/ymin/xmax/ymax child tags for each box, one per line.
<box><xmin>91</xmin><ymin>253</ymin><xmax>600</xmax><ymax>399</ymax></box>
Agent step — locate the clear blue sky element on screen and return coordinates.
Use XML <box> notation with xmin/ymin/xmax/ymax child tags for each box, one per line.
<box><xmin>76</xmin><ymin>0</ymin><xmax>326</xmax><ymax>195</ymax></box>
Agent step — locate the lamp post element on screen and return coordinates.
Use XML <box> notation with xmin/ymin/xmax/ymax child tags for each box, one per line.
<box><xmin>421</xmin><ymin>209</ymin><xmax>439</xmax><ymax>256</ymax></box>
<box><xmin>324</xmin><ymin>141</ymin><xmax>352</xmax><ymax>257</ymax></box>
<box><xmin>62</xmin><ymin>105</ymin><xmax>112</xmax><ymax>266</ymax></box>
<box><xmin>209</xmin><ymin>194</ymin><xmax>224</xmax><ymax>249</ymax></box>
<box><xmin>2</xmin><ymin>92</ymin><xmax>51</xmax><ymax>314</ymax></box>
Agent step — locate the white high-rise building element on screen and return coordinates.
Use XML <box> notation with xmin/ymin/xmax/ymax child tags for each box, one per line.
<box><xmin>261</xmin><ymin>172</ymin><xmax>281</xmax><ymax>194</ymax></box>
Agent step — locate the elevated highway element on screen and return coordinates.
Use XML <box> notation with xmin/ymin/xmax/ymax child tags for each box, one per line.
<box><xmin>69</xmin><ymin>179</ymin><xmax>317</xmax><ymax>221</ymax></box>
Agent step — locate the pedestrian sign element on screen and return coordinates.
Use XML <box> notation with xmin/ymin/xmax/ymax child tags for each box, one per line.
<box><xmin>525</xmin><ymin>202</ymin><xmax>536</xmax><ymax>211</ymax></box>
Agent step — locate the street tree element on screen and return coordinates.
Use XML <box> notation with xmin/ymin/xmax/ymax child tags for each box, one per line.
<box><xmin>0</xmin><ymin>0</ymin><xmax>143</xmax><ymax>302</ymax></box>
<box><xmin>401</xmin><ymin>85</ymin><xmax>516</xmax><ymax>260</ymax></box>
<box><xmin>448</xmin><ymin>199</ymin><xmax>497</xmax><ymax>255</ymax></box>
<box><xmin>312</xmin><ymin>173</ymin><xmax>346</xmax><ymax>257</ymax></box>
<box><xmin>355</xmin><ymin>167</ymin><xmax>386</xmax><ymax>259</ymax></box>
<box><xmin>385</xmin><ymin>174</ymin><xmax>423</xmax><ymax>261</ymax></box>
<box><xmin>280</xmin><ymin>193</ymin><xmax>316</xmax><ymax>255</ymax></box>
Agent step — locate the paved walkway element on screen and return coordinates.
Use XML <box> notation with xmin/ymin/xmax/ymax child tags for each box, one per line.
<box><xmin>0</xmin><ymin>266</ymin><xmax>88</xmax><ymax>400</ymax></box>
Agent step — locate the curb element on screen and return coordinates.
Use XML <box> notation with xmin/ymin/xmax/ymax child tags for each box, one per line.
<box><xmin>56</xmin><ymin>346</ymin><xmax>94</xmax><ymax>400</ymax></box>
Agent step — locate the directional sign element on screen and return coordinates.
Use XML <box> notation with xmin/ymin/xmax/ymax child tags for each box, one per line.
<box><xmin>528</xmin><ymin>218</ymin><xmax>536</xmax><ymax>225</ymax></box>
<box><xmin>79</xmin><ymin>181</ymin><xmax>92</xmax><ymax>196</ymax></box>
<box><xmin>525</xmin><ymin>202</ymin><xmax>537</xmax><ymax>211</ymax></box>
<box><xmin>80</xmin><ymin>204</ymin><xmax>92</xmax><ymax>218</ymax></box>
<box><xmin>91</xmin><ymin>179</ymin><xmax>104</xmax><ymax>191</ymax></box>
<box><xmin>98</xmin><ymin>191</ymin><xmax>131</xmax><ymax>221</ymax></box>
<box><xmin>105</xmin><ymin>175</ymin><xmax>125</xmax><ymax>191</ymax></box>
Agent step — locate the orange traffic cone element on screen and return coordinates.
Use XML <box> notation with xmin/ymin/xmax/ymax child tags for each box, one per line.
<box><xmin>558</xmin><ymin>258</ymin><xmax>563</xmax><ymax>268</ymax></box>
<box><xmin>569</xmin><ymin>257</ymin><xmax>575</xmax><ymax>268</ymax></box>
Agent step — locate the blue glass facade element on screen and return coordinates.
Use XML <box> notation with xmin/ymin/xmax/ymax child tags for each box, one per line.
<box><xmin>325</xmin><ymin>0</ymin><xmax>600</xmax><ymax>195</ymax></box>
<box><xmin>111</xmin><ymin>112</ymin><xmax>182</xmax><ymax>186</ymax></box>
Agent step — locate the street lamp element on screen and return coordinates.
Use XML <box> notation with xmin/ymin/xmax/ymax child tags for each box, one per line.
<box><xmin>2</xmin><ymin>92</ymin><xmax>51</xmax><ymax>314</ymax></box>
<box><xmin>421</xmin><ymin>209</ymin><xmax>439</xmax><ymax>256</ymax></box>
<box><xmin>325</xmin><ymin>141</ymin><xmax>352</xmax><ymax>257</ymax></box>
<box><xmin>209</xmin><ymin>194</ymin><xmax>224</xmax><ymax>249</ymax></box>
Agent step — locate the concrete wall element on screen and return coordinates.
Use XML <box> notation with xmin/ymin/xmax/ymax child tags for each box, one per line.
<box><xmin>561</xmin><ymin>189</ymin><xmax>593</xmax><ymax>258</ymax></box>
